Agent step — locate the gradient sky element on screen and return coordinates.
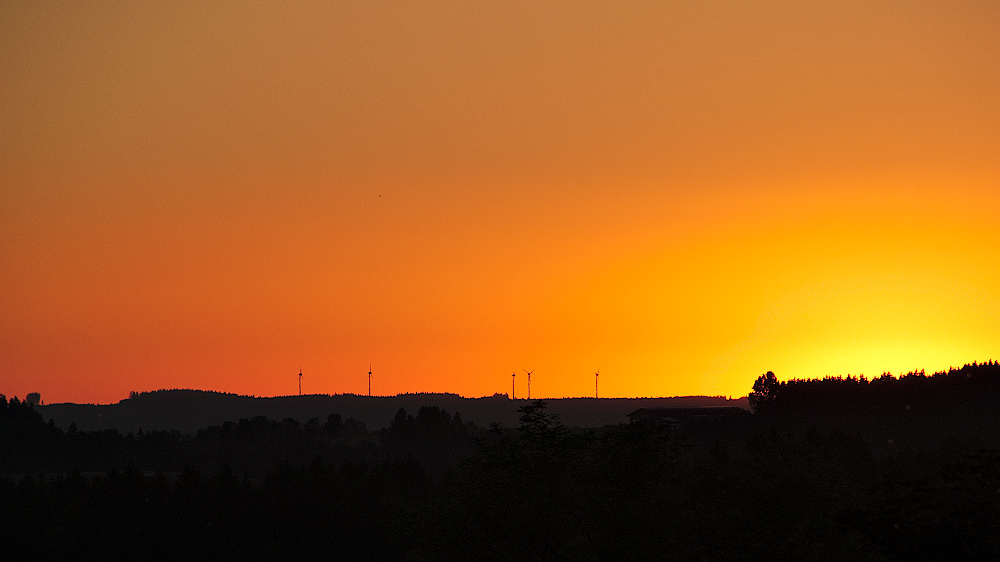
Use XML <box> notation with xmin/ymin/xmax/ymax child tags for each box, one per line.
<box><xmin>3</xmin><ymin>1</ymin><xmax>999</xmax><ymax>404</ymax></box>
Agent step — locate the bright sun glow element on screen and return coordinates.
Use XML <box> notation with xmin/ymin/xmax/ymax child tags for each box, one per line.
<box><xmin>703</xmin><ymin>274</ymin><xmax>1000</xmax><ymax>395</ymax></box>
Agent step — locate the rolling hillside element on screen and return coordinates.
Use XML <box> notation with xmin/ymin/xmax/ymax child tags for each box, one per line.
<box><xmin>38</xmin><ymin>390</ymin><xmax>748</xmax><ymax>434</ymax></box>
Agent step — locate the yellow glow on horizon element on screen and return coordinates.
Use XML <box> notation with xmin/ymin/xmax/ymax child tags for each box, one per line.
<box><xmin>702</xmin><ymin>274</ymin><xmax>1000</xmax><ymax>394</ymax></box>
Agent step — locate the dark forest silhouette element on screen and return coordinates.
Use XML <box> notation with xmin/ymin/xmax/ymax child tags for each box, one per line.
<box><xmin>4</xmin><ymin>362</ymin><xmax>1000</xmax><ymax>560</ymax></box>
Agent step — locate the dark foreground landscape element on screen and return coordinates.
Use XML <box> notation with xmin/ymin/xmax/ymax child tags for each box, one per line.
<box><xmin>4</xmin><ymin>362</ymin><xmax>1000</xmax><ymax>560</ymax></box>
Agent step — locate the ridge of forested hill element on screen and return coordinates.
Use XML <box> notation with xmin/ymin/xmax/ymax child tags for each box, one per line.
<box><xmin>749</xmin><ymin>361</ymin><xmax>1000</xmax><ymax>456</ymax></box>
<box><xmin>38</xmin><ymin>391</ymin><xmax>747</xmax><ymax>434</ymax></box>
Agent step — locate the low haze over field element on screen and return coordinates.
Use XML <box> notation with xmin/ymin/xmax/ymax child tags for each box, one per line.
<box><xmin>2</xmin><ymin>2</ymin><xmax>999</xmax><ymax>404</ymax></box>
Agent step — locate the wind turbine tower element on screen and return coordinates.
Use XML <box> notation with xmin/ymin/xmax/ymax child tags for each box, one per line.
<box><xmin>595</xmin><ymin>369</ymin><xmax>599</xmax><ymax>399</ymax></box>
<box><xmin>298</xmin><ymin>367</ymin><xmax>302</xmax><ymax>396</ymax></box>
<box><xmin>368</xmin><ymin>363</ymin><xmax>372</xmax><ymax>397</ymax></box>
<box><xmin>524</xmin><ymin>369</ymin><xmax>534</xmax><ymax>400</ymax></box>
<box><xmin>511</xmin><ymin>371</ymin><xmax>516</xmax><ymax>399</ymax></box>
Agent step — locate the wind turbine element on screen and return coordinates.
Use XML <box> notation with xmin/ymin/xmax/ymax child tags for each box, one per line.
<box><xmin>368</xmin><ymin>363</ymin><xmax>372</xmax><ymax>397</ymax></box>
<box><xmin>298</xmin><ymin>366</ymin><xmax>303</xmax><ymax>396</ymax></box>
<box><xmin>524</xmin><ymin>369</ymin><xmax>534</xmax><ymax>400</ymax></box>
<box><xmin>512</xmin><ymin>371</ymin><xmax>516</xmax><ymax>399</ymax></box>
<box><xmin>595</xmin><ymin>369</ymin><xmax>599</xmax><ymax>399</ymax></box>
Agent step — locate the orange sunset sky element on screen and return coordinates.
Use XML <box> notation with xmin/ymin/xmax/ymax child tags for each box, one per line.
<box><xmin>2</xmin><ymin>2</ymin><xmax>999</xmax><ymax>405</ymax></box>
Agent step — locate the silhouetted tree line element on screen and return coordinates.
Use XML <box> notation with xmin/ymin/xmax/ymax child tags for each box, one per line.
<box><xmin>748</xmin><ymin>361</ymin><xmax>1000</xmax><ymax>455</ymax></box>
<box><xmin>381</xmin><ymin>406</ymin><xmax>477</xmax><ymax>477</ymax></box>
<box><xmin>5</xmin><ymin>364</ymin><xmax>1000</xmax><ymax>560</ymax></box>
<box><xmin>0</xmin><ymin>393</ymin><xmax>384</xmax><ymax>476</ymax></box>
<box><xmin>751</xmin><ymin>361</ymin><xmax>1000</xmax><ymax>413</ymax></box>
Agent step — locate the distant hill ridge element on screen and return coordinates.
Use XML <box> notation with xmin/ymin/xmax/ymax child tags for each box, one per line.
<box><xmin>39</xmin><ymin>390</ymin><xmax>748</xmax><ymax>434</ymax></box>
